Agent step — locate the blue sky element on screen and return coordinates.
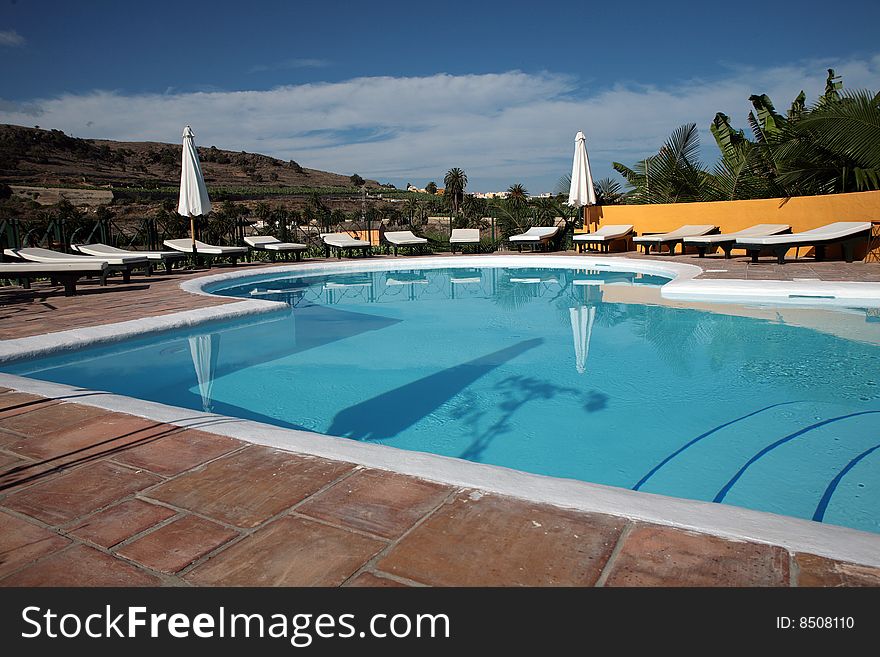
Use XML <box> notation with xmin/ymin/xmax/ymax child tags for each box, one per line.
<box><xmin>2</xmin><ymin>0</ymin><xmax>879</xmax><ymax>192</ymax></box>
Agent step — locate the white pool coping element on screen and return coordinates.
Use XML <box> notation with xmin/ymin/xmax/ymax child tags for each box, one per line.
<box><xmin>3</xmin><ymin>254</ymin><xmax>880</xmax><ymax>569</ymax></box>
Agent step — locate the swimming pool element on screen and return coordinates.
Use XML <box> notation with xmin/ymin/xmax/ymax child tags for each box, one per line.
<box><xmin>4</xmin><ymin>263</ymin><xmax>880</xmax><ymax>535</ymax></box>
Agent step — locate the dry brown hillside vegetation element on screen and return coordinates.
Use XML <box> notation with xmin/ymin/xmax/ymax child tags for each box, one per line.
<box><xmin>0</xmin><ymin>124</ymin><xmax>374</xmax><ymax>191</ymax></box>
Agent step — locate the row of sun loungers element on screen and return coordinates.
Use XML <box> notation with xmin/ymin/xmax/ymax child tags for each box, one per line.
<box><xmin>579</xmin><ymin>221</ymin><xmax>871</xmax><ymax>263</ymax></box>
<box><xmin>2</xmin><ymin>221</ymin><xmax>872</xmax><ymax>296</ymax></box>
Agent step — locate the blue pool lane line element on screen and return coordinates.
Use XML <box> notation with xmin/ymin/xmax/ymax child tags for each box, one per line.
<box><xmin>713</xmin><ymin>410</ymin><xmax>880</xmax><ymax>504</ymax></box>
<box><xmin>813</xmin><ymin>442</ymin><xmax>880</xmax><ymax>522</ymax></box>
<box><xmin>632</xmin><ymin>401</ymin><xmax>805</xmax><ymax>491</ymax></box>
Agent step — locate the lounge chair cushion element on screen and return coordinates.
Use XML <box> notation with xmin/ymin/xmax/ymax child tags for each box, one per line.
<box><xmin>573</xmin><ymin>225</ymin><xmax>634</xmax><ymax>242</ymax></box>
<box><xmin>734</xmin><ymin>222</ymin><xmax>871</xmax><ymax>246</ymax></box>
<box><xmin>321</xmin><ymin>233</ymin><xmax>371</xmax><ymax>247</ymax></box>
<box><xmin>683</xmin><ymin>224</ymin><xmax>790</xmax><ymax>244</ymax></box>
<box><xmin>450</xmin><ymin>229</ymin><xmax>481</xmax><ymax>244</ymax></box>
<box><xmin>0</xmin><ymin>262</ymin><xmax>107</xmax><ymax>274</ymax></box>
<box><xmin>163</xmin><ymin>239</ymin><xmax>248</xmax><ymax>255</ymax></box>
<box><xmin>508</xmin><ymin>226</ymin><xmax>561</xmax><ymax>242</ymax></box>
<box><xmin>72</xmin><ymin>243</ymin><xmax>186</xmax><ymax>261</ymax></box>
<box><xmin>244</xmin><ymin>236</ymin><xmax>307</xmax><ymax>251</ymax></box>
<box><xmin>5</xmin><ymin>247</ymin><xmax>148</xmax><ymax>266</ymax></box>
<box><xmin>384</xmin><ymin>231</ymin><xmax>427</xmax><ymax>245</ymax></box>
<box><xmin>632</xmin><ymin>225</ymin><xmax>717</xmax><ymax>243</ymax></box>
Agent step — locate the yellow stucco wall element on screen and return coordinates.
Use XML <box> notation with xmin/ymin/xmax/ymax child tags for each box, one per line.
<box><xmin>346</xmin><ymin>229</ymin><xmax>381</xmax><ymax>246</ymax></box>
<box><xmin>578</xmin><ymin>190</ymin><xmax>880</xmax><ymax>257</ymax></box>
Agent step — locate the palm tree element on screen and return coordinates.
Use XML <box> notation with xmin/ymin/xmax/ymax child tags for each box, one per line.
<box><xmin>506</xmin><ymin>183</ymin><xmax>529</xmax><ymax>209</ymax></box>
<box><xmin>776</xmin><ymin>89</ymin><xmax>880</xmax><ymax>193</ymax></box>
<box><xmin>494</xmin><ymin>183</ymin><xmax>532</xmax><ymax>237</ymax></box>
<box><xmin>615</xmin><ymin>70</ymin><xmax>880</xmax><ymax>203</ymax></box>
<box><xmin>425</xmin><ymin>181</ymin><xmax>438</xmax><ymax>195</ymax></box>
<box><xmin>594</xmin><ymin>178</ymin><xmax>623</xmax><ymax>205</ymax></box>
<box><xmin>443</xmin><ymin>168</ymin><xmax>468</xmax><ymax>215</ymax></box>
<box><xmin>613</xmin><ymin>124</ymin><xmax>708</xmax><ymax>204</ymax></box>
<box><xmin>404</xmin><ymin>197</ymin><xmax>419</xmax><ymax>227</ymax></box>
<box><xmin>458</xmin><ymin>194</ymin><xmax>487</xmax><ymax>229</ymax></box>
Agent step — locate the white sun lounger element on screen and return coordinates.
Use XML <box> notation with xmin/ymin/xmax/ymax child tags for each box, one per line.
<box><xmin>632</xmin><ymin>225</ymin><xmax>718</xmax><ymax>255</ymax></box>
<box><xmin>0</xmin><ymin>261</ymin><xmax>109</xmax><ymax>296</ymax></box>
<box><xmin>572</xmin><ymin>225</ymin><xmax>634</xmax><ymax>253</ymax></box>
<box><xmin>320</xmin><ymin>232</ymin><xmax>372</xmax><ymax>258</ymax></box>
<box><xmin>4</xmin><ymin>247</ymin><xmax>150</xmax><ymax>283</ymax></box>
<box><xmin>734</xmin><ymin>221</ymin><xmax>872</xmax><ymax>264</ymax></box>
<box><xmin>508</xmin><ymin>226</ymin><xmax>561</xmax><ymax>251</ymax></box>
<box><xmin>383</xmin><ymin>230</ymin><xmax>428</xmax><ymax>255</ymax></box>
<box><xmin>163</xmin><ymin>239</ymin><xmax>249</xmax><ymax>266</ymax></box>
<box><xmin>72</xmin><ymin>242</ymin><xmax>186</xmax><ymax>273</ymax></box>
<box><xmin>681</xmin><ymin>224</ymin><xmax>791</xmax><ymax>258</ymax></box>
<box><xmin>244</xmin><ymin>235</ymin><xmax>308</xmax><ymax>262</ymax></box>
<box><xmin>449</xmin><ymin>229</ymin><xmax>481</xmax><ymax>254</ymax></box>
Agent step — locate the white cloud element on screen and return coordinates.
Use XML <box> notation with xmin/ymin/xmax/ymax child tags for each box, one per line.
<box><xmin>0</xmin><ymin>30</ymin><xmax>25</xmax><ymax>47</ymax></box>
<box><xmin>1</xmin><ymin>55</ymin><xmax>878</xmax><ymax>192</ymax></box>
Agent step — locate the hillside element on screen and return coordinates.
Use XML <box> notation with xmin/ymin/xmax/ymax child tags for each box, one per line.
<box><xmin>0</xmin><ymin>124</ymin><xmax>373</xmax><ymax>190</ymax></box>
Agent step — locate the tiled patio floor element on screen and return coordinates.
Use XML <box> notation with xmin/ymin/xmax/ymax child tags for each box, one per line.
<box><xmin>1</xmin><ymin>252</ymin><xmax>880</xmax><ymax>586</ymax></box>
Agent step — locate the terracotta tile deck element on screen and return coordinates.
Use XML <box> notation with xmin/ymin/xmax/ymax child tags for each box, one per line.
<box><xmin>1</xmin><ymin>253</ymin><xmax>879</xmax><ymax>586</ymax></box>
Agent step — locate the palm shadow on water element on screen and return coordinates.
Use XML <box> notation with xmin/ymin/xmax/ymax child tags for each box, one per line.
<box><xmin>453</xmin><ymin>375</ymin><xmax>609</xmax><ymax>462</ymax></box>
<box><xmin>327</xmin><ymin>338</ymin><xmax>544</xmax><ymax>441</ymax></box>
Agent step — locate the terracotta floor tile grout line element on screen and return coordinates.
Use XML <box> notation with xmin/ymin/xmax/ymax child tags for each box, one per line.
<box><xmin>338</xmin><ymin>486</ymin><xmax>464</xmax><ymax>588</ymax></box>
<box><xmin>57</xmin><ymin>513</ymin><xmax>196</xmax><ymax>587</ymax></box>
<box><xmin>109</xmin><ymin>520</ymin><xmax>235</xmax><ymax>587</ymax></box>
<box><xmin>0</xmin><ymin>436</ymin><xmax>253</xmax><ymax>559</ymax></box>
<box><xmin>286</xmin><ymin>510</ymin><xmax>395</xmax><ymax>545</ymax></box>
<box><xmin>275</xmin><ymin>464</ymin><xmax>364</xmax><ymax>515</ymax></box>
<box><xmin>0</xmin><ymin>539</ymin><xmax>83</xmax><ymax>584</ymax></box>
<box><xmin>0</xmin><ymin>531</ymin><xmax>191</xmax><ymax>587</ymax></box>
<box><xmin>594</xmin><ymin>521</ymin><xmax>636</xmax><ymax>588</ymax></box>
<box><xmin>102</xmin><ymin>510</ymin><xmax>191</xmax><ymax>553</ymax></box>
<box><xmin>2</xmin><ymin>484</ymin><xmax>243</xmax><ymax>587</ymax></box>
<box><xmin>123</xmin><ymin>441</ymin><xmax>253</xmax><ymax>495</ymax></box>
<box><xmin>342</xmin><ymin>569</ymin><xmax>428</xmax><ymax>588</ymax></box>
<box><xmin>789</xmin><ymin>551</ymin><xmax>801</xmax><ymax>588</ymax></box>
<box><xmin>155</xmin><ymin>461</ymin><xmax>364</xmax><ymax>580</ymax></box>
<box><xmin>0</xmin><ymin>445</ymin><xmax>36</xmax><ymax>465</ymax></box>
<box><xmin>131</xmin><ymin>495</ymin><xmax>254</xmax><ymax>536</ymax></box>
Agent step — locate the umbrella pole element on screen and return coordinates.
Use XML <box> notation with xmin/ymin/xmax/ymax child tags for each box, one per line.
<box><xmin>190</xmin><ymin>216</ymin><xmax>199</xmax><ymax>269</ymax></box>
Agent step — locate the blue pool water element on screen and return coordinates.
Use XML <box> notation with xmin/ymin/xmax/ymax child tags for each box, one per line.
<box><xmin>6</xmin><ymin>266</ymin><xmax>880</xmax><ymax>533</ymax></box>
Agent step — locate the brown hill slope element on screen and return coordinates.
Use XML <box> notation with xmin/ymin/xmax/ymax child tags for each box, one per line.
<box><xmin>0</xmin><ymin>124</ymin><xmax>372</xmax><ymax>189</ymax></box>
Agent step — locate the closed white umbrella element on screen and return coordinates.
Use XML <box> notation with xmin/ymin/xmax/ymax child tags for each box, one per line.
<box><xmin>568</xmin><ymin>130</ymin><xmax>597</xmax><ymax>230</ymax></box>
<box><xmin>178</xmin><ymin>125</ymin><xmax>212</xmax><ymax>257</ymax></box>
<box><xmin>189</xmin><ymin>333</ymin><xmax>220</xmax><ymax>412</ymax></box>
<box><xmin>569</xmin><ymin>305</ymin><xmax>595</xmax><ymax>375</ymax></box>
